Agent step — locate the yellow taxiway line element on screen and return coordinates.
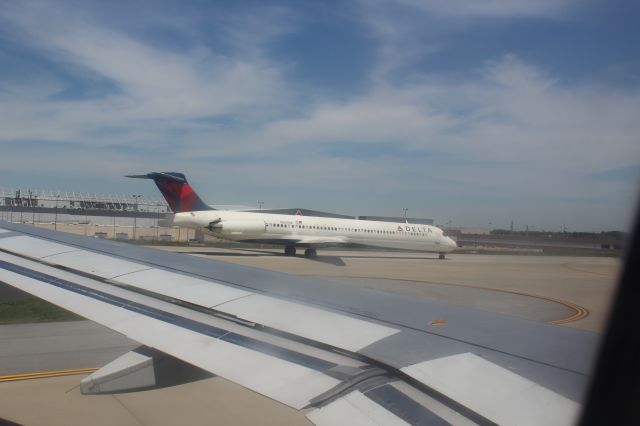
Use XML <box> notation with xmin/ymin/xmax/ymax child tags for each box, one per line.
<box><xmin>304</xmin><ymin>274</ymin><xmax>590</xmax><ymax>325</ymax></box>
<box><xmin>0</xmin><ymin>368</ymin><xmax>97</xmax><ymax>382</ymax></box>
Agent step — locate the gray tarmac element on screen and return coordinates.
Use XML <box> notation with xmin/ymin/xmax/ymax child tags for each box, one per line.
<box><xmin>0</xmin><ymin>248</ymin><xmax>621</xmax><ymax>425</ymax></box>
<box><xmin>0</xmin><ymin>321</ymin><xmax>136</xmax><ymax>375</ymax></box>
<box><xmin>169</xmin><ymin>247</ymin><xmax>619</xmax><ymax>332</ymax></box>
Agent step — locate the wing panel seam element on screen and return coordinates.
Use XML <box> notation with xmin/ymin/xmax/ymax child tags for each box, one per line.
<box><xmin>0</xmin><ymin>259</ymin><xmax>338</xmax><ymax>372</ymax></box>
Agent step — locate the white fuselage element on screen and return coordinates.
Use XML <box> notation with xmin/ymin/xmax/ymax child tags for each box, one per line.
<box><xmin>173</xmin><ymin>210</ymin><xmax>457</xmax><ymax>253</ymax></box>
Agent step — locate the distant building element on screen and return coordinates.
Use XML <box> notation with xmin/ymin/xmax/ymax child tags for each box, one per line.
<box><xmin>0</xmin><ymin>187</ymin><xmax>167</xmax><ymax>214</ymax></box>
<box><xmin>445</xmin><ymin>227</ymin><xmax>491</xmax><ymax>235</ymax></box>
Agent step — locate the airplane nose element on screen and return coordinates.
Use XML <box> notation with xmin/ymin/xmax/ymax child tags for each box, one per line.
<box><xmin>446</xmin><ymin>236</ymin><xmax>457</xmax><ymax>248</ymax></box>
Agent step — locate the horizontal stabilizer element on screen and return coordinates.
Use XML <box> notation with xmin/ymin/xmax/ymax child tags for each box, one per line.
<box><xmin>125</xmin><ymin>174</ymin><xmax>153</xmax><ymax>179</ymax></box>
<box><xmin>125</xmin><ymin>172</ymin><xmax>186</xmax><ymax>183</ymax></box>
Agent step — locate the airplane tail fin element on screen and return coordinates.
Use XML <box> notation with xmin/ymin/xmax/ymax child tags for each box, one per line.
<box><xmin>126</xmin><ymin>172</ymin><xmax>211</xmax><ymax>213</ymax></box>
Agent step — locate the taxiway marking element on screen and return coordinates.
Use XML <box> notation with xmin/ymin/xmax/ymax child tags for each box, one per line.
<box><xmin>0</xmin><ymin>368</ymin><xmax>97</xmax><ymax>382</ymax></box>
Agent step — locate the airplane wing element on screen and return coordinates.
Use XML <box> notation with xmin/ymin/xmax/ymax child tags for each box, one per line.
<box><xmin>0</xmin><ymin>221</ymin><xmax>596</xmax><ymax>425</ymax></box>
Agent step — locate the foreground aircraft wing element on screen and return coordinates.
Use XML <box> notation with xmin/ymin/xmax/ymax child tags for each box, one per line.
<box><xmin>0</xmin><ymin>221</ymin><xmax>597</xmax><ymax>425</ymax></box>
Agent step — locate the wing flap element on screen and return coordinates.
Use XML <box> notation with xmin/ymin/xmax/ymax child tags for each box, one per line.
<box><xmin>401</xmin><ymin>353</ymin><xmax>579</xmax><ymax>426</ymax></box>
<box><xmin>0</xmin><ymin>252</ymin><xmax>340</xmax><ymax>409</ymax></box>
<box><xmin>113</xmin><ymin>268</ymin><xmax>252</xmax><ymax>308</ymax></box>
<box><xmin>214</xmin><ymin>294</ymin><xmax>399</xmax><ymax>352</ymax></box>
<box><xmin>0</xmin><ymin>234</ymin><xmax>255</xmax><ymax>309</ymax></box>
<box><xmin>0</xmin><ymin>234</ymin><xmax>81</xmax><ymax>258</ymax></box>
<box><xmin>45</xmin><ymin>249</ymin><xmax>152</xmax><ymax>279</ymax></box>
<box><xmin>0</xmin><ymin>235</ymin><xmax>150</xmax><ymax>279</ymax></box>
<box><xmin>307</xmin><ymin>390</ymin><xmax>410</xmax><ymax>426</ymax></box>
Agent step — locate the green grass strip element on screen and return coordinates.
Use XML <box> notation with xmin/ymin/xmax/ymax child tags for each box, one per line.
<box><xmin>0</xmin><ymin>298</ymin><xmax>83</xmax><ymax>324</ymax></box>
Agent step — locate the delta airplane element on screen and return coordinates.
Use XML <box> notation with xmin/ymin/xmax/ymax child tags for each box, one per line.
<box><xmin>128</xmin><ymin>172</ymin><xmax>457</xmax><ymax>258</ymax></box>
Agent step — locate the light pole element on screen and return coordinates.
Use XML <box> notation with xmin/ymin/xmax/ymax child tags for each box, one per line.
<box><xmin>29</xmin><ymin>190</ymin><xmax>35</xmax><ymax>225</ymax></box>
<box><xmin>18</xmin><ymin>190</ymin><xmax>23</xmax><ymax>223</ymax></box>
<box><xmin>54</xmin><ymin>194</ymin><xmax>60</xmax><ymax>231</ymax></box>
<box><xmin>258</xmin><ymin>201</ymin><xmax>264</xmax><ymax>210</ymax></box>
<box><xmin>132</xmin><ymin>195</ymin><xmax>141</xmax><ymax>241</ymax></box>
<box><xmin>402</xmin><ymin>208</ymin><xmax>408</xmax><ymax>223</ymax></box>
<box><xmin>83</xmin><ymin>197</ymin><xmax>88</xmax><ymax>235</ymax></box>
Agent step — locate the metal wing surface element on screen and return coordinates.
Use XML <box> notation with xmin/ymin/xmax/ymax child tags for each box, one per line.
<box><xmin>0</xmin><ymin>222</ymin><xmax>597</xmax><ymax>425</ymax></box>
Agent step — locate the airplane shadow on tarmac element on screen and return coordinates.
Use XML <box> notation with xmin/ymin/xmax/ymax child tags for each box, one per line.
<box><xmin>232</xmin><ymin>250</ymin><xmax>348</xmax><ymax>266</ymax></box>
<box><xmin>177</xmin><ymin>249</ymin><xmax>445</xmax><ymax>266</ymax></box>
<box><xmin>303</xmin><ymin>255</ymin><xmax>346</xmax><ymax>266</ymax></box>
<box><xmin>179</xmin><ymin>251</ymin><xmax>265</xmax><ymax>257</ymax></box>
<box><xmin>179</xmin><ymin>249</ymin><xmax>348</xmax><ymax>265</ymax></box>
<box><xmin>237</xmin><ymin>248</ymin><xmax>446</xmax><ymax>262</ymax></box>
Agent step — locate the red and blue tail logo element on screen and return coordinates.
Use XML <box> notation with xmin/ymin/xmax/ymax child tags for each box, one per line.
<box><xmin>126</xmin><ymin>172</ymin><xmax>211</xmax><ymax>213</ymax></box>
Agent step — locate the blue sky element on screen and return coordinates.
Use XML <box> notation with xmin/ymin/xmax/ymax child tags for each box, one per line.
<box><xmin>0</xmin><ymin>0</ymin><xmax>639</xmax><ymax>231</ymax></box>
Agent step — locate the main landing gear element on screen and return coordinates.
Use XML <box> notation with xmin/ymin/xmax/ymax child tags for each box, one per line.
<box><xmin>439</xmin><ymin>253</ymin><xmax>446</xmax><ymax>260</ymax></box>
<box><xmin>284</xmin><ymin>246</ymin><xmax>317</xmax><ymax>258</ymax></box>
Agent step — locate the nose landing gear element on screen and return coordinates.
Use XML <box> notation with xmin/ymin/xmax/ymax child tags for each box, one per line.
<box><xmin>439</xmin><ymin>253</ymin><xmax>446</xmax><ymax>260</ymax></box>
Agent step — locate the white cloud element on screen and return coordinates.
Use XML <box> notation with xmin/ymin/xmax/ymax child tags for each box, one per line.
<box><xmin>262</xmin><ymin>89</ymin><xmax>453</xmax><ymax>147</ymax></box>
<box><xmin>0</xmin><ymin>1</ymin><xmax>291</xmax><ymax>145</ymax></box>
<box><xmin>394</xmin><ymin>0</ymin><xmax>577</xmax><ymax>19</ymax></box>
<box><xmin>354</xmin><ymin>0</ymin><xmax>578</xmax><ymax>81</ymax></box>
<box><xmin>357</xmin><ymin>0</ymin><xmax>577</xmax><ymax>31</ymax></box>
<box><xmin>250</xmin><ymin>55</ymin><xmax>640</xmax><ymax>174</ymax></box>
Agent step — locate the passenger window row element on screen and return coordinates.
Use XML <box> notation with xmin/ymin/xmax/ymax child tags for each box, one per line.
<box><xmin>265</xmin><ymin>223</ymin><xmax>430</xmax><ymax>237</ymax></box>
